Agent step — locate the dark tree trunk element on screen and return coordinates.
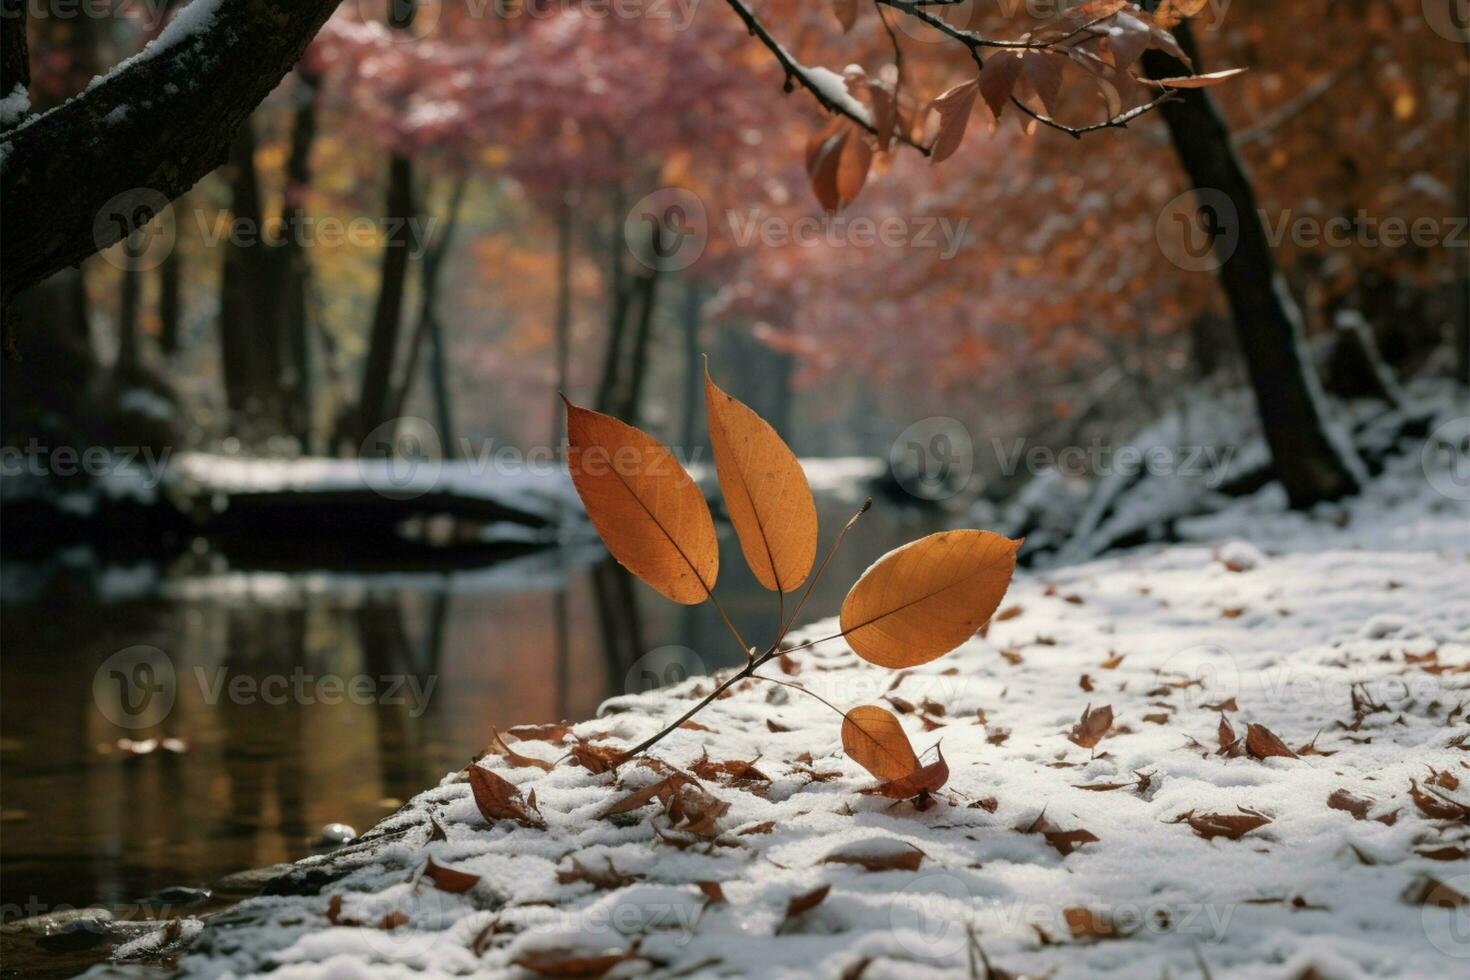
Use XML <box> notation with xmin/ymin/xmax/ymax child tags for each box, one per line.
<box><xmin>1141</xmin><ymin>20</ymin><xmax>1362</xmax><ymax>508</ymax></box>
<box><xmin>1</xmin><ymin>0</ymin><xmax>341</xmax><ymax>312</ymax></box>
<box><xmin>595</xmin><ymin>188</ymin><xmax>630</xmax><ymax>414</ymax></box>
<box><xmin>552</xmin><ymin>198</ymin><xmax>573</xmax><ymax>448</ymax></box>
<box><xmin>390</xmin><ymin>178</ymin><xmax>467</xmax><ymax>428</ymax></box>
<box><xmin>158</xmin><ymin>243</ymin><xmax>181</xmax><ymax>355</ymax></box>
<box><xmin>117</xmin><ymin>268</ymin><xmax>140</xmax><ymax>373</ymax></box>
<box><xmin>219</xmin><ymin>120</ymin><xmax>281</xmax><ymax>429</ymax></box>
<box><xmin>279</xmin><ymin>63</ymin><xmax>322</xmax><ymax>451</ymax></box>
<box><xmin>679</xmin><ymin>281</ymin><xmax>703</xmax><ymax>452</ymax></box>
<box><xmin>357</xmin><ymin>153</ymin><xmax>417</xmax><ymax>450</ymax></box>
<box><xmin>617</xmin><ymin>265</ymin><xmax>661</xmax><ymax>425</ymax></box>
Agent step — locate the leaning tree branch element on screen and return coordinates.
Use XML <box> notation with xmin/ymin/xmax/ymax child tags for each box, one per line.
<box><xmin>722</xmin><ymin>0</ymin><xmax>930</xmax><ymax>155</ymax></box>
<box><xmin>0</xmin><ymin>0</ymin><xmax>340</xmax><ymax>311</ymax></box>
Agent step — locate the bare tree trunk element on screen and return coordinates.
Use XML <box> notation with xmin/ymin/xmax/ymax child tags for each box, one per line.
<box><xmin>552</xmin><ymin>198</ymin><xmax>573</xmax><ymax>450</ymax></box>
<box><xmin>280</xmin><ymin>63</ymin><xmax>322</xmax><ymax>451</ymax></box>
<box><xmin>595</xmin><ymin>188</ymin><xmax>630</xmax><ymax>414</ymax></box>
<box><xmin>219</xmin><ymin>120</ymin><xmax>281</xmax><ymax>430</ymax></box>
<box><xmin>679</xmin><ymin>281</ymin><xmax>703</xmax><ymax>451</ymax></box>
<box><xmin>158</xmin><ymin>243</ymin><xmax>181</xmax><ymax>356</ymax></box>
<box><xmin>117</xmin><ymin>268</ymin><xmax>140</xmax><ymax>374</ymax></box>
<box><xmin>357</xmin><ymin>155</ymin><xmax>417</xmax><ymax>449</ymax></box>
<box><xmin>1140</xmin><ymin>19</ymin><xmax>1362</xmax><ymax>507</ymax></box>
<box><xmin>390</xmin><ymin>177</ymin><xmax>467</xmax><ymax>429</ymax></box>
<box><xmin>617</xmin><ymin>265</ymin><xmax>661</xmax><ymax>425</ymax></box>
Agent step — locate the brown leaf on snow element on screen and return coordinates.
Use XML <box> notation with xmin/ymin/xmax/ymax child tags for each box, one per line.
<box><xmin>424</xmin><ymin>857</ymin><xmax>481</xmax><ymax>894</ymax></box>
<box><xmin>1142</xmin><ymin>712</ymin><xmax>1170</xmax><ymax>725</ymax></box>
<box><xmin>678</xmin><ymin>720</ymin><xmax>714</xmax><ymax>732</ymax></box>
<box><xmin>1427</xmin><ymin>767</ymin><xmax>1461</xmax><ymax>791</ymax></box>
<box><xmin>696</xmin><ymin>880</ymin><xmax>727</xmax><ymax>905</ymax></box>
<box><xmin>565</xmin><ymin>741</ymin><xmax>624</xmax><ymax>774</ymax></box>
<box><xmin>1404</xmin><ymin>876</ymin><xmax>1469</xmax><ymax>909</ymax></box>
<box><xmin>1068</xmin><ymin>704</ymin><xmax>1113</xmax><ymax>749</ymax></box>
<box><xmin>689</xmin><ymin>752</ymin><xmax>771</xmax><ymax>786</ymax></box>
<box><xmin>1171</xmin><ymin>807</ymin><xmax>1271</xmax><ymax>841</ymax></box>
<box><xmin>860</xmin><ymin>747</ymin><xmax>950</xmax><ymax>801</ymax></box>
<box><xmin>1418</xmin><ymin>846</ymin><xmax>1470</xmax><ymax>861</ymax></box>
<box><xmin>1064</xmin><ymin>907</ymin><xmax>1129</xmax><ymax>941</ymax></box>
<box><xmin>1079</xmin><ymin>674</ymin><xmax>1095</xmax><ymax>692</ymax></box>
<box><xmin>1245</xmin><ymin>723</ymin><xmax>1298</xmax><ymax>760</ymax></box>
<box><xmin>986</xmin><ymin>727</ymin><xmax>1011</xmax><ymax>746</ymax></box>
<box><xmin>766</xmin><ymin>719</ymin><xmax>793</xmax><ymax>733</ymax></box>
<box><xmin>995</xmin><ymin>604</ymin><xmax>1024</xmax><ymax>622</ymax></box>
<box><xmin>1327</xmin><ymin>789</ymin><xmax>1375</xmax><ymax>821</ymax></box>
<box><xmin>484</xmin><ymin>727</ymin><xmax>555</xmax><ymax>772</ymax></box>
<box><xmin>1202</xmin><ymin>697</ymin><xmax>1239</xmax><ymax>712</ymax></box>
<box><xmin>842</xmin><ymin>705</ymin><xmax>919</xmax><ymax>780</ymax></box>
<box><xmin>1018</xmin><ymin>810</ymin><xmax>1099</xmax><ymax>856</ymax></box>
<box><xmin>783</xmin><ymin>884</ymin><xmax>832</xmax><ymax>925</ymax></box>
<box><xmin>739</xmin><ymin>821</ymin><xmax>776</xmax><ymax>836</ymax></box>
<box><xmin>506</xmin><ymin>723</ymin><xmax>573</xmax><ymax>744</ymax></box>
<box><xmin>469</xmin><ymin>765</ymin><xmax>545</xmax><ymax>828</ymax></box>
<box><xmin>822</xmin><ymin>841</ymin><xmax>925</xmax><ymax>872</ymax></box>
<box><xmin>511</xmin><ymin>948</ymin><xmax>642</xmax><ymax>977</ymax></box>
<box><xmin>1217</xmin><ymin>713</ymin><xmax>1241</xmax><ymax>757</ymax></box>
<box><xmin>1409</xmin><ymin>778</ymin><xmax>1470</xmax><ymax>821</ymax></box>
<box><xmin>1099</xmin><ymin>653</ymin><xmax>1125</xmax><ymax>670</ymax></box>
<box><xmin>557</xmin><ymin>856</ymin><xmax>643</xmax><ymax>890</ymax></box>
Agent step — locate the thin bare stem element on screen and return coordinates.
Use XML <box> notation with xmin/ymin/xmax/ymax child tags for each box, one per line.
<box><xmin>749</xmin><ymin>674</ymin><xmax>848</xmax><ymax>721</ymax></box>
<box><xmin>777</xmin><ymin>498</ymin><xmax>871</xmax><ymax>641</ymax></box>
<box><xmin>707</xmin><ymin>591</ymin><xmax>751</xmax><ymax>659</ymax></box>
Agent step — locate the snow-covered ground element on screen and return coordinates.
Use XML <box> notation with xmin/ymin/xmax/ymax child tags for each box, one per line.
<box><xmin>105</xmin><ymin>414</ymin><xmax>1470</xmax><ymax>978</ymax></box>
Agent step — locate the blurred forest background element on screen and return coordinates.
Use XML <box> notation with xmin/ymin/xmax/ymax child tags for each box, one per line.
<box><xmin>6</xmin><ymin>0</ymin><xmax>1464</xmax><ymax>473</ymax></box>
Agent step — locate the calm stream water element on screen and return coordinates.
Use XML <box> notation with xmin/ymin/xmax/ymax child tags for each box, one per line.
<box><xmin>0</xmin><ymin>483</ymin><xmax>944</xmax><ymax>952</ymax></box>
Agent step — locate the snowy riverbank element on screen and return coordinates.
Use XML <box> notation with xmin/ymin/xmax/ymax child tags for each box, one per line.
<box><xmin>102</xmin><ymin>425</ymin><xmax>1470</xmax><ymax>979</ymax></box>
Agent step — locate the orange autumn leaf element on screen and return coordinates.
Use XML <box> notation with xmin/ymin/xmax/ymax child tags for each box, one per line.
<box><xmin>841</xmin><ymin>704</ymin><xmax>918</xmax><ymax>780</ymax></box>
<box><xmin>424</xmin><ymin>857</ymin><xmax>481</xmax><ymax>894</ymax></box>
<box><xmin>840</xmin><ymin>530</ymin><xmax>1019</xmax><ymax>668</ymax></box>
<box><xmin>704</xmin><ymin>364</ymin><xmax>817</xmax><ymax>593</ymax></box>
<box><xmin>1146</xmin><ymin>67</ymin><xmax>1249</xmax><ymax>89</ymax></box>
<box><xmin>564</xmin><ymin>397</ymin><xmax>717</xmax><ymax>604</ymax></box>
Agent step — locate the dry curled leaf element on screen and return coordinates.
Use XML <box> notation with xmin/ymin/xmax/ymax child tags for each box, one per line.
<box><xmin>557</xmin><ymin>856</ymin><xmax>643</xmax><ymax>890</ymax></box>
<box><xmin>842</xmin><ymin>705</ymin><xmax>919</xmax><ymax>780</ymax></box>
<box><xmin>424</xmin><ymin>857</ymin><xmax>480</xmax><ymax>894</ymax></box>
<box><xmin>564</xmin><ymin>398</ymin><xmax>717</xmax><ymax>604</ymax></box>
<box><xmin>1172</xmin><ymin>807</ymin><xmax>1271</xmax><ymax>841</ymax></box>
<box><xmin>1245</xmin><ymin>723</ymin><xmax>1298</xmax><ymax>760</ymax></box>
<box><xmin>705</xmin><ymin>364</ymin><xmax>817</xmax><ymax>593</ymax></box>
<box><xmin>861</xmin><ymin>747</ymin><xmax>950</xmax><ymax>800</ymax></box>
<box><xmin>485</xmin><ymin>727</ymin><xmax>555</xmax><ymax>772</ymax></box>
<box><xmin>928</xmin><ymin>77</ymin><xmax>979</xmax><ymax>164</ymax></box>
<box><xmin>1068</xmin><ymin>703</ymin><xmax>1114</xmax><ymax>749</ymax></box>
<box><xmin>511</xmin><ymin>948</ymin><xmax>641</xmax><ymax>977</ymax></box>
<box><xmin>468</xmin><ymin>765</ymin><xmax>545</xmax><ymax>828</ymax></box>
<box><xmin>1064</xmin><ymin>907</ymin><xmax>1129</xmax><ymax>941</ymax></box>
<box><xmin>1145</xmin><ymin>67</ymin><xmax>1249</xmax><ymax>89</ymax></box>
<box><xmin>783</xmin><ymin>884</ymin><xmax>831</xmax><ymax>924</ymax></box>
<box><xmin>822</xmin><ymin>840</ymin><xmax>925</xmax><ymax>872</ymax></box>
<box><xmin>840</xmin><ymin>530</ymin><xmax>1019</xmax><ymax>668</ymax></box>
<box><xmin>1409</xmin><ymin>778</ymin><xmax>1470</xmax><ymax>821</ymax></box>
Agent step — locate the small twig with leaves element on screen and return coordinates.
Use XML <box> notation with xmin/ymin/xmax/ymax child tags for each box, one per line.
<box><xmin>722</xmin><ymin>0</ymin><xmax>1244</xmax><ymax>208</ymax></box>
<box><xmin>560</xmin><ymin>359</ymin><xmax>1020</xmax><ymax>798</ymax></box>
